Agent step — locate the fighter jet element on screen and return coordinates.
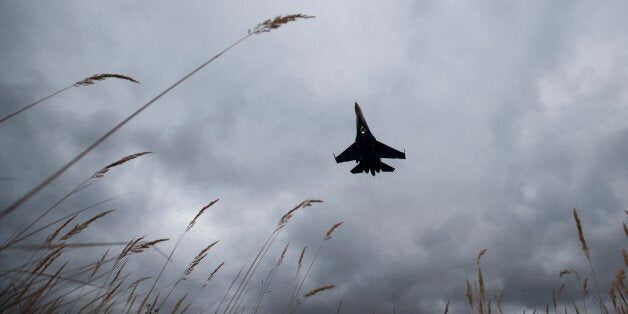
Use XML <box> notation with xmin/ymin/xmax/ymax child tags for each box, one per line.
<box><xmin>334</xmin><ymin>102</ymin><xmax>406</xmax><ymax>176</ymax></box>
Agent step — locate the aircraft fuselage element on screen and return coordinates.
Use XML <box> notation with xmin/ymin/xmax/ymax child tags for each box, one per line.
<box><xmin>354</xmin><ymin>104</ymin><xmax>381</xmax><ymax>175</ymax></box>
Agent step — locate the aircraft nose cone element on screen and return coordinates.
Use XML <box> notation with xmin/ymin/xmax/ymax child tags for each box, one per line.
<box><xmin>354</xmin><ymin>102</ymin><xmax>364</xmax><ymax>119</ymax></box>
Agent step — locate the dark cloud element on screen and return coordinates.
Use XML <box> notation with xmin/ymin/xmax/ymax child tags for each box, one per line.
<box><xmin>1</xmin><ymin>1</ymin><xmax>628</xmax><ymax>313</ymax></box>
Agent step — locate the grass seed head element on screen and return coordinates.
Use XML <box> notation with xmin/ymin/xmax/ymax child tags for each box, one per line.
<box><xmin>94</xmin><ymin>152</ymin><xmax>152</xmax><ymax>178</ymax></box>
<box><xmin>187</xmin><ymin>199</ymin><xmax>219</xmax><ymax>231</ymax></box>
<box><xmin>249</xmin><ymin>14</ymin><xmax>315</xmax><ymax>35</ymax></box>
<box><xmin>324</xmin><ymin>222</ymin><xmax>344</xmax><ymax>240</ymax></box>
<box><xmin>74</xmin><ymin>73</ymin><xmax>139</xmax><ymax>86</ymax></box>
<box><xmin>304</xmin><ymin>284</ymin><xmax>335</xmax><ymax>298</ymax></box>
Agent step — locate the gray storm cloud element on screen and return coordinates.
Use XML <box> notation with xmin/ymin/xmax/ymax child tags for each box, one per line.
<box><xmin>1</xmin><ymin>1</ymin><xmax>627</xmax><ymax>312</ymax></box>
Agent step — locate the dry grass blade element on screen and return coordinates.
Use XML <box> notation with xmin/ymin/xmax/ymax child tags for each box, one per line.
<box><xmin>249</xmin><ymin>14</ymin><xmax>315</xmax><ymax>35</ymax></box>
<box><xmin>582</xmin><ymin>277</ymin><xmax>589</xmax><ymax>296</ymax></box>
<box><xmin>324</xmin><ymin>222</ymin><xmax>344</xmax><ymax>240</ymax></box>
<box><xmin>444</xmin><ymin>300</ymin><xmax>450</xmax><ymax>314</ymax></box>
<box><xmin>59</xmin><ymin>209</ymin><xmax>115</xmax><ymax>241</ymax></box>
<box><xmin>304</xmin><ymin>284</ymin><xmax>335</xmax><ymax>298</ymax></box>
<box><xmin>94</xmin><ymin>152</ymin><xmax>152</xmax><ymax>178</ymax></box>
<box><xmin>186</xmin><ymin>199</ymin><xmax>219</xmax><ymax>231</ymax></box>
<box><xmin>74</xmin><ymin>73</ymin><xmax>139</xmax><ymax>86</ymax></box>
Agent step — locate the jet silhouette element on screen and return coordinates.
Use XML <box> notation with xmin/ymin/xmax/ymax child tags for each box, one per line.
<box><xmin>334</xmin><ymin>102</ymin><xmax>406</xmax><ymax>176</ymax></box>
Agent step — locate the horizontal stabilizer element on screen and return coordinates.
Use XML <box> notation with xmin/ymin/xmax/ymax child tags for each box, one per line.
<box><xmin>350</xmin><ymin>163</ymin><xmax>364</xmax><ymax>174</ymax></box>
<box><xmin>380</xmin><ymin>161</ymin><xmax>395</xmax><ymax>172</ymax></box>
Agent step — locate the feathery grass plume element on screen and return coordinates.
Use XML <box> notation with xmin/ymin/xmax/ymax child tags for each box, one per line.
<box><xmin>496</xmin><ymin>288</ymin><xmax>505</xmax><ymax>314</ymax></box>
<box><xmin>291</xmin><ymin>221</ymin><xmax>344</xmax><ymax>311</ymax></box>
<box><xmin>10</xmin><ymin>245</ymin><xmax>65</xmax><ymax>308</ymax></box>
<box><xmin>205</xmin><ymin>261</ymin><xmax>225</xmax><ymax>286</ymax></box>
<box><xmin>444</xmin><ymin>300</ymin><xmax>450</xmax><ymax>314</ymax></box>
<box><xmin>74</xmin><ymin>73</ymin><xmax>139</xmax><ymax>86</ymax></box>
<box><xmin>279</xmin><ymin>199</ymin><xmax>323</xmax><ymax>226</ymax></box>
<box><xmin>582</xmin><ymin>277</ymin><xmax>589</xmax><ymax>296</ymax></box>
<box><xmin>573</xmin><ymin>209</ymin><xmax>589</xmax><ymax>257</ymax></box>
<box><xmin>610</xmin><ymin>282</ymin><xmax>618</xmax><ymax>311</ymax></box>
<box><xmin>22</xmin><ymin>262</ymin><xmax>68</xmax><ymax>311</ymax></box>
<box><xmin>226</xmin><ymin>200</ymin><xmax>323</xmax><ymax>313</ymax></box>
<box><xmin>298</xmin><ymin>246</ymin><xmax>307</xmax><ymax>268</ymax></box>
<box><xmin>60</xmin><ymin>209</ymin><xmax>115</xmax><ymax>241</ymax></box>
<box><xmin>477</xmin><ymin>249</ymin><xmax>487</xmax><ymax>265</ymax></box>
<box><xmin>187</xmin><ymin>199</ymin><xmax>219</xmax><ymax>231</ymax></box>
<box><xmin>325</xmin><ymin>222</ymin><xmax>344</xmax><ymax>240</ymax></box>
<box><xmin>160</xmin><ymin>240</ymin><xmax>219</xmax><ymax>309</ymax></box>
<box><xmin>123</xmin><ymin>276</ymin><xmax>151</xmax><ymax>311</ymax></box>
<box><xmin>0</xmin><ymin>13</ymin><xmax>314</xmax><ymax>221</ymax></box>
<box><xmin>0</xmin><ymin>72</ymin><xmax>139</xmax><ymax>125</ymax></box>
<box><xmin>559</xmin><ymin>269</ymin><xmax>571</xmax><ymax>279</ymax></box>
<box><xmin>173</xmin><ymin>292</ymin><xmax>189</xmax><ymax>313</ymax></box>
<box><xmin>616</xmin><ymin>269</ymin><xmax>626</xmax><ymax>293</ymax></box>
<box><xmin>93</xmin><ymin>151</ymin><xmax>152</xmax><ymax>178</ymax></box>
<box><xmin>572</xmin><ymin>208</ymin><xmax>607</xmax><ymax>313</ymax></box>
<box><xmin>249</xmin><ymin>14</ymin><xmax>315</xmax><ymax>35</ymax></box>
<box><xmin>184</xmin><ymin>241</ymin><xmax>219</xmax><ymax>278</ymax></box>
<box><xmin>187</xmin><ymin>261</ymin><xmax>225</xmax><ymax>312</ymax></box>
<box><xmin>478</xmin><ymin>265</ymin><xmax>485</xmax><ymax>314</ymax></box>
<box><xmin>45</xmin><ymin>214</ymin><xmax>78</xmax><ymax>244</ymax></box>
<box><xmin>123</xmin><ymin>238</ymin><xmax>168</xmax><ymax>257</ymax></box>
<box><xmin>91</xmin><ymin>249</ymin><xmax>110</xmax><ymax>279</ymax></box>
<box><xmin>304</xmin><ymin>284</ymin><xmax>335</xmax><ymax>298</ymax></box>
<box><xmin>289</xmin><ymin>245</ymin><xmax>307</xmax><ymax>307</ymax></box>
<box><xmin>466</xmin><ymin>279</ymin><xmax>474</xmax><ymax>309</ymax></box>
<box><xmin>6</xmin><ymin>194</ymin><xmax>126</xmax><ymax>249</ymax></box>
<box><xmin>141</xmin><ymin>200</ymin><xmax>219</xmax><ymax>311</ymax></box>
<box><xmin>623</xmin><ymin>250</ymin><xmax>628</xmax><ymax>266</ymax></box>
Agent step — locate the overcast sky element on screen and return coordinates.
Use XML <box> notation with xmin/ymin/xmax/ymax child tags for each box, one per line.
<box><xmin>1</xmin><ymin>1</ymin><xmax>627</xmax><ymax>312</ymax></box>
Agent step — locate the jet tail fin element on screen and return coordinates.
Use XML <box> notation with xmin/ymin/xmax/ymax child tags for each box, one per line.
<box><xmin>350</xmin><ymin>163</ymin><xmax>365</xmax><ymax>174</ymax></box>
<box><xmin>379</xmin><ymin>161</ymin><xmax>395</xmax><ymax>172</ymax></box>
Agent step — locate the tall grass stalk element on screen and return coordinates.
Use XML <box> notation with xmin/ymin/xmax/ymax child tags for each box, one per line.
<box><xmin>0</xmin><ymin>14</ymin><xmax>314</xmax><ymax>222</ymax></box>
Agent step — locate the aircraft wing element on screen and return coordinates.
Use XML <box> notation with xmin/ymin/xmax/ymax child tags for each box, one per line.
<box><xmin>334</xmin><ymin>142</ymin><xmax>358</xmax><ymax>163</ymax></box>
<box><xmin>376</xmin><ymin>141</ymin><xmax>406</xmax><ymax>159</ymax></box>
